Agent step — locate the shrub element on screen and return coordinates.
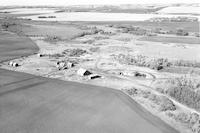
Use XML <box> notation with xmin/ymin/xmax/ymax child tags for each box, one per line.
<box><xmin>89</xmin><ymin>47</ymin><xmax>100</xmax><ymax>52</ymax></box>
<box><xmin>114</xmin><ymin>54</ymin><xmax>169</xmax><ymax>70</ymax></box>
<box><xmin>73</xmin><ymin>29</ymin><xmax>100</xmax><ymax>39</ymax></box>
<box><xmin>172</xmin><ymin>60</ymin><xmax>200</xmax><ymax>68</ymax></box>
<box><xmin>82</xmin><ymin>39</ymin><xmax>95</xmax><ymax>44</ymax></box>
<box><xmin>167</xmin><ymin>83</ymin><xmax>200</xmax><ymax>110</ymax></box>
<box><xmin>134</xmin><ymin>72</ymin><xmax>146</xmax><ymax>77</ymax></box>
<box><xmin>1</xmin><ymin>21</ymin><xmax>16</xmax><ymax>30</ymax></box>
<box><xmin>190</xmin><ymin>113</ymin><xmax>200</xmax><ymax>127</ymax></box>
<box><xmin>175</xmin><ymin>112</ymin><xmax>190</xmax><ymax>124</ymax></box>
<box><xmin>159</xmin><ymin>96</ymin><xmax>176</xmax><ymax>111</ymax></box>
<box><xmin>155</xmin><ymin>76</ymin><xmax>200</xmax><ymax>111</ymax></box>
<box><xmin>192</xmin><ymin>122</ymin><xmax>200</xmax><ymax>133</ymax></box>
<box><xmin>141</xmin><ymin>90</ymin><xmax>151</xmax><ymax>98</ymax></box>
<box><xmin>63</xmin><ymin>48</ymin><xmax>88</xmax><ymax>57</ymax></box>
<box><xmin>176</xmin><ymin>29</ymin><xmax>189</xmax><ymax>36</ymax></box>
<box><xmin>43</xmin><ymin>35</ymin><xmax>62</xmax><ymax>43</ymax></box>
<box><xmin>148</xmin><ymin>93</ymin><xmax>161</xmax><ymax>105</ymax></box>
<box><xmin>125</xmin><ymin>88</ymin><xmax>138</xmax><ymax>96</ymax></box>
<box><xmin>166</xmin><ymin>112</ymin><xmax>175</xmax><ymax>118</ymax></box>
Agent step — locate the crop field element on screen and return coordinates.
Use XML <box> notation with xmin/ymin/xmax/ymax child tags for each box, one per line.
<box><xmin>0</xmin><ymin>32</ymin><xmax>38</xmax><ymax>62</ymax></box>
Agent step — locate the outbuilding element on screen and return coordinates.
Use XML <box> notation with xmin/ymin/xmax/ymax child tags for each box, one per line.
<box><xmin>66</xmin><ymin>62</ymin><xmax>74</xmax><ymax>68</ymax></box>
<box><xmin>8</xmin><ymin>61</ymin><xmax>19</xmax><ymax>67</ymax></box>
<box><xmin>37</xmin><ymin>53</ymin><xmax>43</xmax><ymax>57</ymax></box>
<box><xmin>8</xmin><ymin>61</ymin><xmax>13</xmax><ymax>66</ymax></box>
<box><xmin>88</xmin><ymin>74</ymin><xmax>101</xmax><ymax>80</ymax></box>
<box><xmin>56</xmin><ymin>61</ymin><xmax>74</xmax><ymax>70</ymax></box>
<box><xmin>77</xmin><ymin>68</ymin><xmax>92</xmax><ymax>76</ymax></box>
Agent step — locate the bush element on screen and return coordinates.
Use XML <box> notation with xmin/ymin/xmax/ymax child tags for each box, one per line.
<box><xmin>167</xmin><ymin>86</ymin><xmax>200</xmax><ymax>110</ymax></box>
<box><xmin>114</xmin><ymin>54</ymin><xmax>169</xmax><ymax>70</ymax></box>
<box><xmin>172</xmin><ymin>60</ymin><xmax>200</xmax><ymax>68</ymax></box>
<box><xmin>175</xmin><ymin>112</ymin><xmax>190</xmax><ymax>124</ymax></box>
<box><xmin>73</xmin><ymin>29</ymin><xmax>100</xmax><ymax>38</ymax></box>
<box><xmin>159</xmin><ymin>96</ymin><xmax>176</xmax><ymax>111</ymax></box>
<box><xmin>89</xmin><ymin>47</ymin><xmax>100</xmax><ymax>52</ymax></box>
<box><xmin>125</xmin><ymin>88</ymin><xmax>138</xmax><ymax>96</ymax></box>
<box><xmin>43</xmin><ymin>35</ymin><xmax>62</xmax><ymax>43</ymax></box>
<box><xmin>176</xmin><ymin>29</ymin><xmax>189</xmax><ymax>36</ymax></box>
<box><xmin>1</xmin><ymin>21</ymin><xmax>16</xmax><ymax>30</ymax></box>
<box><xmin>190</xmin><ymin>113</ymin><xmax>200</xmax><ymax>127</ymax></box>
<box><xmin>155</xmin><ymin>76</ymin><xmax>200</xmax><ymax>111</ymax></box>
<box><xmin>192</xmin><ymin>122</ymin><xmax>200</xmax><ymax>133</ymax></box>
<box><xmin>141</xmin><ymin>90</ymin><xmax>151</xmax><ymax>98</ymax></box>
<box><xmin>148</xmin><ymin>93</ymin><xmax>161</xmax><ymax>105</ymax></box>
<box><xmin>63</xmin><ymin>48</ymin><xmax>88</xmax><ymax>57</ymax></box>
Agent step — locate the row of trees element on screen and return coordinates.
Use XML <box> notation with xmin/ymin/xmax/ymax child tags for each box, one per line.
<box><xmin>114</xmin><ymin>54</ymin><xmax>170</xmax><ymax>70</ymax></box>
<box><xmin>168</xmin><ymin>86</ymin><xmax>200</xmax><ymax>110</ymax></box>
<box><xmin>155</xmin><ymin>77</ymin><xmax>200</xmax><ymax>111</ymax></box>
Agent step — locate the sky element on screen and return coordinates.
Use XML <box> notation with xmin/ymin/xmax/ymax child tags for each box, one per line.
<box><xmin>0</xmin><ymin>0</ymin><xmax>199</xmax><ymax>6</ymax></box>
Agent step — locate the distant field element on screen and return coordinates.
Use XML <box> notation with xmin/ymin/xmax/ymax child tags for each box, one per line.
<box><xmin>69</xmin><ymin>6</ymin><xmax>166</xmax><ymax>13</ymax></box>
<box><xmin>0</xmin><ymin>13</ymin><xmax>41</xmax><ymax>17</ymax></box>
<box><xmin>79</xmin><ymin>21</ymin><xmax>199</xmax><ymax>33</ymax></box>
<box><xmin>138</xmin><ymin>36</ymin><xmax>200</xmax><ymax>44</ymax></box>
<box><xmin>21</xmin><ymin>23</ymin><xmax>85</xmax><ymax>40</ymax></box>
<box><xmin>0</xmin><ymin>18</ymin><xmax>86</xmax><ymax>40</ymax></box>
<box><xmin>157</xmin><ymin>6</ymin><xmax>200</xmax><ymax>14</ymax></box>
<box><xmin>0</xmin><ymin>32</ymin><xmax>38</xmax><ymax>62</ymax></box>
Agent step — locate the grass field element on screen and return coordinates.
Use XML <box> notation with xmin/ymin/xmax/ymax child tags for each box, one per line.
<box><xmin>21</xmin><ymin>23</ymin><xmax>85</xmax><ymax>40</ymax></box>
<box><xmin>138</xmin><ymin>36</ymin><xmax>200</xmax><ymax>44</ymax></box>
<box><xmin>0</xmin><ymin>32</ymin><xmax>38</xmax><ymax>62</ymax></box>
<box><xmin>75</xmin><ymin>21</ymin><xmax>200</xmax><ymax>33</ymax></box>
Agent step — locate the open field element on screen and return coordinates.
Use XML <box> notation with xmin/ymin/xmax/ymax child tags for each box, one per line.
<box><xmin>0</xmin><ymin>32</ymin><xmax>38</xmax><ymax>62</ymax></box>
<box><xmin>21</xmin><ymin>12</ymin><xmax>200</xmax><ymax>21</ymax></box>
<box><xmin>0</xmin><ymin>68</ymin><xmax>179</xmax><ymax>133</ymax></box>
<box><xmin>74</xmin><ymin>21</ymin><xmax>199</xmax><ymax>33</ymax></box>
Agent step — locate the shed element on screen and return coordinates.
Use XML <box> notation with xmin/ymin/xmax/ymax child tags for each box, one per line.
<box><xmin>66</xmin><ymin>62</ymin><xmax>74</xmax><ymax>68</ymax></box>
<box><xmin>88</xmin><ymin>74</ymin><xmax>101</xmax><ymax>79</ymax></box>
<box><xmin>12</xmin><ymin>62</ymin><xmax>19</xmax><ymax>67</ymax></box>
<box><xmin>77</xmin><ymin>68</ymin><xmax>92</xmax><ymax>76</ymax></box>
<box><xmin>37</xmin><ymin>53</ymin><xmax>43</xmax><ymax>57</ymax></box>
<box><xmin>8</xmin><ymin>61</ymin><xmax>13</xmax><ymax>66</ymax></box>
<box><xmin>56</xmin><ymin>61</ymin><xmax>74</xmax><ymax>70</ymax></box>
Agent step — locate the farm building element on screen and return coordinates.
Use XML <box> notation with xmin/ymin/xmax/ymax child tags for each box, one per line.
<box><xmin>8</xmin><ymin>61</ymin><xmax>13</xmax><ymax>66</ymax></box>
<box><xmin>88</xmin><ymin>74</ymin><xmax>101</xmax><ymax>79</ymax></box>
<box><xmin>77</xmin><ymin>68</ymin><xmax>92</xmax><ymax>76</ymax></box>
<box><xmin>37</xmin><ymin>53</ymin><xmax>44</xmax><ymax>57</ymax></box>
<box><xmin>56</xmin><ymin>61</ymin><xmax>74</xmax><ymax>70</ymax></box>
<box><xmin>66</xmin><ymin>62</ymin><xmax>74</xmax><ymax>68</ymax></box>
<box><xmin>8</xmin><ymin>61</ymin><xmax>19</xmax><ymax>67</ymax></box>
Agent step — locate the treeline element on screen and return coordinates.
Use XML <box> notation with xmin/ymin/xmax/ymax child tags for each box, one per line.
<box><xmin>114</xmin><ymin>54</ymin><xmax>170</xmax><ymax>70</ymax></box>
<box><xmin>155</xmin><ymin>77</ymin><xmax>200</xmax><ymax>111</ymax></box>
<box><xmin>114</xmin><ymin>54</ymin><xmax>200</xmax><ymax>70</ymax></box>
<box><xmin>168</xmin><ymin>86</ymin><xmax>200</xmax><ymax>110</ymax></box>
